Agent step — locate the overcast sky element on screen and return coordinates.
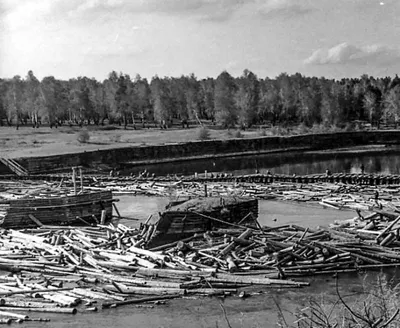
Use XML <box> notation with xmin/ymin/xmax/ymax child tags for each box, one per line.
<box><xmin>1</xmin><ymin>0</ymin><xmax>399</xmax><ymax>81</ymax></box>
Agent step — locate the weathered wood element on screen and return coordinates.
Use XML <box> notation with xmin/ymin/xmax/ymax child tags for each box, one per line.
<box><xmin>0</xmin><ymin>309</ymin><xmax>28</xmax><ymax>319</ymax></box>
<box><xmin>1</xmin><ymin>191</ymin><xmax>114</xmax><ymax>228</ymax></box>
<box><xmin>101</xmin><ymin>294</ymin><xmax>181</xmax><ymax>308</ymax></box>
<box><xmin>220</xmin><ymin>229</ymin><xmax>252</xmax><ymax>257</ymax></box>
<box><xmin>0</xmin><ymin>287</ymin><xmax>77</xmax><ymax>297</ymax></box>
<box><xmin>0</xmin><ymin>306</ymin><xmax>77</xmax><ymax>314</ymax></box>
<box><xmin>105</xmin><ymin>283</ymin><xmax>185</xmax><ymax>296</ymax></box>
<box><xmin>27</xmin><ymin>214</ymin><xmax>44</xmax><ymax>227</ymax></box>
<box><xmin>376</xmin><ymin>215</ymin><xmax>400</xmax><ymax>241</ymax></box>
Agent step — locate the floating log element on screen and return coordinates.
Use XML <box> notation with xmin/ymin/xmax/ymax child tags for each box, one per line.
<box><xmin>101</xmin><ymin>294</ymin><xmax>181</xmax><ymax>308</ymax></box>
<box><xmin>0</xmin><ymin>309</ymin><xmax>28</xmax><ymax>319</ymax></box>
<box><xmin>0</xmin><ymin>306</ymin><xmax>77</xmax><ymax>314</ymax></box>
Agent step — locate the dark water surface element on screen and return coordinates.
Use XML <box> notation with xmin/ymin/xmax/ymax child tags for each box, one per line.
<box><xmin>116</xmin><ymin>196</ymin><xmax>354</xmax><ymax>228</ymax></box>
<box><xmin>122</xmin><ymin>146</ymin><xmax>400</xmax><ymax>177</ymax></box>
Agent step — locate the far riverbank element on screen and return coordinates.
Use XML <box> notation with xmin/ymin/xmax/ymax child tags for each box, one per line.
<box><xmin>2</xmin><ymin>130</ymin><xmax>400</xmax><ymax>175</ymax></box>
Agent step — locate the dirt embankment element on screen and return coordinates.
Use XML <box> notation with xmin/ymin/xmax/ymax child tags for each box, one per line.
<box><xmin>1</xmin><ymin>130</ymin><xmax>400</xmax><ymax>175</ymax></box>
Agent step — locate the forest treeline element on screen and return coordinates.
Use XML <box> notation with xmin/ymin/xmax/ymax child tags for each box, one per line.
<box><xmin>1</xmin><ymin>69</ymin><xmax>400</xmax><ymax>129</ymax></box>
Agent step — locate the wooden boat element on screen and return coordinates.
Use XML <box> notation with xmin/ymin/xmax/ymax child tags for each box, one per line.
<box><xmin>0</xmin><ymin>190</ymin><xmax>114</xmax><ymax>228</ymax></box>
<box><xmin>143</xmin><ymin>197</ymin><xmax>259</xmax><ymax>248</ymax></box>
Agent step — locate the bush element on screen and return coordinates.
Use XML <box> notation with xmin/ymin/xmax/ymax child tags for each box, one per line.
<box><xmin>233</xmin><ymin>130</ymin><xmax>243</xmax><ymax>138</ymax></box>
<box><xmin>258</xmin><ymin>128</ymin><xmax>267</xmax><ymax>137</ymax></box>
<box><xmin>342</xmin><ymin>122</ymin><xmax>356</xmax><ymax>132</ymax></box>
<box><xmin>293</xmin><ymin>122</ymin><xmax>309</xmax><ymax>135</ymax></box>
<box><xmin>98</xmin><ymin>125</ymin><xmax>120</xmax><ymax>131</ymax></box>
<box><xmin>310</xmin><ymin>123</ymin><xmax>325</xmax><ymax>134</ymax></box>
<box><xmin>270</xmin><ymin>126</ymin><xmax>288</xmax><ymax>136</ymax></box>
<box><xmin>109</xmin><ymin>134</ymin><xmax>121</xmax><ymax>143</ymax></box>
<box><xmin>197</xmin><ymin>127</ymin><xmax>210</xmax><ymax>140</ymax></box>
<box><xmin>77</xmin><ymin>130</ymin><xmax>90</xmax><ymax>143</ymax></box>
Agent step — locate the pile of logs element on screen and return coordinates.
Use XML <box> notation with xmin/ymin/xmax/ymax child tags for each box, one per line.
<box><xmin>80</xmin><ymin>178</ymin><xmax>400</xmax><ymax>207</ymax></box>
<box><xmin>4</xmin><ymin>177</ymin><xmax>400</xmax><ymax>213</ymax></box>
<box><xmin>0</xmin><ymin>206</ymin><xmax>400</xmax><ymax>323</ymax></box>
<box><xmin>0</xmin><ymin>223</ymin><xmax>309</xmax><ymax>324</ymax></box>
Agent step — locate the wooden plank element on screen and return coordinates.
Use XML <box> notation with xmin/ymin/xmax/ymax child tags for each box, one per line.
<box><xmin>28</xmin><ymin>215</ymin><xmax>43</xmax><ymax>227</ymax></box>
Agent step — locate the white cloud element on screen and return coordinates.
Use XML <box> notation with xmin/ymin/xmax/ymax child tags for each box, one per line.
<box><xmin>304</xmin><ymin>42</ymin><xmax>400</xmax><ymax>66</ymax></box>
<box><xmin>2</xmin><ymin>0</ymin><xmax>310</xmax><ymax>33</ymax></box>
<box><xmin>2</xmin><ymin>0</ymin><xmax>54</xmax><ymax>31</ymax></box>
<box><xmin>67</xmin><ymin>0</ymin><xmax>245</xmax><ymax>21</ymax></box>
<box><xmin>254</xmin><ymin>0</ymin><xmax>312</xmax><ymax>17</ymax></box>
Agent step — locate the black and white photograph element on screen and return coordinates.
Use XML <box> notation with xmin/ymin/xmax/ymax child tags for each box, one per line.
<box><xmin>2</xmin><ymin>0</ymin><xmax>400</xmax><ymax>327</ymax></box>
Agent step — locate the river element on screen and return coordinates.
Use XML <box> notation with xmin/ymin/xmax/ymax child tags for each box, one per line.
<box><xmin>27</xmin><ymin>149</ymin><xmax>400</xmax><ymax>327</ymax></box>
<box><xmin>122</xmin><ymin>145</ymin><xmax>400</xmax><ymax>177</ymax></box>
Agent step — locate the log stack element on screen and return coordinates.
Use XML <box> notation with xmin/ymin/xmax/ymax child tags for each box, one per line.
<box><xmin>0</xmin><ymin>222</ymin><xmax>313</xmax><ymax>323</ymax></box>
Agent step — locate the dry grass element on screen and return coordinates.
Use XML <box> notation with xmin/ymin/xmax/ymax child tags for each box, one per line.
<box><xmin>277</xmin><ymin>274</ymin><xmax>400</xmax><ymax>328</ymax></box>
<box><xmin>0</xmin><ymin>123</ymin><xmax>361</xmax><ymax>159</ymax></box>
<box><xmin>0</xmin><ymin>125</ymin><xmax>263</xmax><ymax>159</ymax></box>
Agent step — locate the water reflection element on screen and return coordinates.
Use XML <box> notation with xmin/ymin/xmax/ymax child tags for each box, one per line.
<box><xmin>122</xmin><ymin>147</ymin><xmax>400</xmax><ymax>176</ymax></box>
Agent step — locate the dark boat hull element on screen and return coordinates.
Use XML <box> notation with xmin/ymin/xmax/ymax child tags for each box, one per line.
<box><xmin>145</xmin><ymin>197</ymin><xmax>258</xmax><ymax>248</ymax></box>
<box><xmin>0</xmin><ymin>191</ymin><xmax>114</xmax><ymax>228</ymax></box>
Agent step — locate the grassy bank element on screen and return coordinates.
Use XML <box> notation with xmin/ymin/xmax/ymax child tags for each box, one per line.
<box><xmin>0</xmin><ymin>123</ymin><xmax>369</xmax><ymax>159</ymax></box>
<box><xmin>0</xmin><ymin>125</ymin><xmax>266</xmax><ymax>159</ymax></box>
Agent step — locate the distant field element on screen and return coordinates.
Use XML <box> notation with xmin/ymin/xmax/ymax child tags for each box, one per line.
<box><xmin>0</xmin><ymin>125</ymin><xmax>264</xmax><ymax>158</ymax></box>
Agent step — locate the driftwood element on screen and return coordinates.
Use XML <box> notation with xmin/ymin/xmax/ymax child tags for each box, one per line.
<box><xmin>101</xmin><ymin>294</ymin><xmax>181</xmax><ymax>308</ymax></box>
<box><xmin>0</xmin><ymin>306</ymin><xmax>77</xmax><ymax>314</ymax></box>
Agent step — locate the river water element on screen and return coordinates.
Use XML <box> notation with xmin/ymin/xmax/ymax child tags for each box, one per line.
<box><xmin>37</xmin><ymin>149</ymin><xmax>400</xmax><ymax>327</ymax></box>
<box><xmin>122</xmin><ymin>145</ymin><xmax>400</xmax><ymax>177</ymax></box>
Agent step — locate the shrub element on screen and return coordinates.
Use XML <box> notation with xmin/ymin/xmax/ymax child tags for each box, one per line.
<box><xmin>310</xmin><ymin>123</ymin><xmax>325</xmax><ymax>134</ymax></box>
<box><xmin>342</xmin><ymin>122</ymin><xmax>355</xmax><ymax>132</ymax></box>
<box><xmin>98</xmin><ymin>125</ymin><xmax>120</xmax><ymax>131</ymax></box>
<box><xmin>233</xmin><ymin>130</ymin><xmax>243</xmax><ymax>138</ymax></box>
<box><xmin>270</xmin><ymin>126</ymin><xmax>288</xmax><ymax>136</ymax></box>
<box><xmin>294</xmin><ymin>122</ymin><xmax>309</xmax><ymax>135</ymax></box>
<box><xmin>258</xmin><ymin>128</ymin><xmax>267</xmax><ymax>137</ymax></box>
<box><xmin>197</xmin><ymin>127</ymin><xmax>211</xmax><ymax>140</ymax></box>
<box><xmin>77</xmin><ymin>130</ymin><xmax>90</xmax><ymax>143</ymax></box>
<box><xmin>109</xmin><ymin>134</ymin><xmax>121</xmax><ymax>143</ymax></box>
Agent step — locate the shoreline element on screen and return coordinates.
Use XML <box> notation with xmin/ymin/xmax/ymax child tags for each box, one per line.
<box><xmin>2</xmin><ymin>131</ymin><xmax>400</xmax><ymax>175</ymax></box>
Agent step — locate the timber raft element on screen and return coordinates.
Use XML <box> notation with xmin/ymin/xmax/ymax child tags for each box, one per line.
<box><xmin>5</xmin><ymin>172</ymin><xmax>400</xmax><ymax>186</ymax></box>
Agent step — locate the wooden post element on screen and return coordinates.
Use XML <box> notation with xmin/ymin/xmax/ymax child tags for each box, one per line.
<box><xmin>144</xmin><ymin>214</ymin><xmax>153</xmax><ymax>225</ymax></box>
<box><xmin>113</xmin><ymin>203</ymin><xmax>121</xmax><ymax>219</ymax></box>
<box><xmin>79</xmin><ymin>167</ymin><xmax>83</xmax><ymax>192</ymax></box>
<box><xmin>72</xmin><ymin>167</ymin><xmax>77</xmax><ymax>196</ymax></box>
<box><xmin>100</xmin><ymin>210</ymin><xmax>107</xmax><ymax>225</ymax></box>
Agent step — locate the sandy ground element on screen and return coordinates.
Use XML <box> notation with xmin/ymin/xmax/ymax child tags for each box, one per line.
<box><xmin>0</xmin><ymin>125</ymin><xmax>262</xmax><ymax>159</ymax></box>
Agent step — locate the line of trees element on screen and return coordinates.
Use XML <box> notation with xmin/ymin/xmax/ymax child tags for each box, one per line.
<box><xmin>1</xmin><ymin>69</ymin><xmax>400</xmax><ymax>129</ymax></box>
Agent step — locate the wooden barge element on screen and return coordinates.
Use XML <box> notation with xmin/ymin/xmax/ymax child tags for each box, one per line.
<box><xmin>0</xmin><ymin>190</ymin><xmax>114</xmax><ymax>228</ymax></box>
<box><xmin>142</xmin><ymin>197</ymin><xmax>259</xmax><ymax>248</ymax></box>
